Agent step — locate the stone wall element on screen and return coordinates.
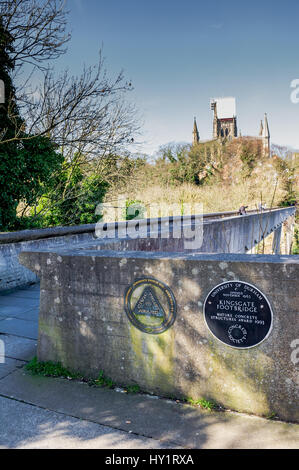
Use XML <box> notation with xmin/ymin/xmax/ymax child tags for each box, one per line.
<box><xmin>19</xmin><ymin>249</ymin><xmax>299</xmax><ymax>423</ymax></box>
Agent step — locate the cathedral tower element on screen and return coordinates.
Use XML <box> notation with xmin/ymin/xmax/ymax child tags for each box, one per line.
<box><xmin>262</xmin><ymin>113</ymin><xmax>270</xmax><ymax>157</ymax></box>
<box><xmin>192</xmin><ymin>117</ymin><xmax>200</xmax><ymax>145</ymax></box>
<box><xmin>211</xmin><ymin>97</ymin><xmax>237</xmax><ymax>140</ymax></box>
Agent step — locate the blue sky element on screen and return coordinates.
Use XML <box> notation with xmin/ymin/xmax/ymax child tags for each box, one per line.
<box><xmin>62</xmin><ymin>0</ymin><xmax>299</xmax><ymax>154</ymax></box>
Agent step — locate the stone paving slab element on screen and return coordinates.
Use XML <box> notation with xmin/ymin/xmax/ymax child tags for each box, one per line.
<box><xmin>0</xmin><ymin>358</ymin><xmax>26</xmax><ymax>379</ymax></box>
<box><xmin>0</xmin><ymin>369</ymin><xmax>298</xmax><ymax>449</ymax></box>
<box><xmin>0</xmin><ymin>396</ymin><xmax>173</xmax><ymax>449</ymax></box>
<box><xmin>0</xmin><ymin>334</ymin><xmax>37</xmax><ymax>361</ymax></box>
<box><xmin>0</xmin><ymin>296</ymin><xmax>39</xmax><ymax>318</ymax></box>
<box><xmin>0</xmin><ymin>307</ymin><xmax>40</xmax><ymax>322</ymax></box>
<box><xmin>6</xmin><ymin>288</ymin><xmax>40</xmax><ymax>300</ymax></box>
<box><xmin>0</xmin><ymin>318</ymin><xmax>38</xmax><ymax>340</ymax></box>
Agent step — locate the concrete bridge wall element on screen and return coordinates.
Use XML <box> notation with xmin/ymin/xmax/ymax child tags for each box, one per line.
<box><xmin>87</xmin><ymin>206</ymin><xmax>296</xmax><ymax>254</ymax></box>
<box><xmin>0</xmin><ymin>231</ymin><xmax>95</xmax><ymax>292</ymax></box>
<box><xmin>0</xmin><ymin>206</ymin><xmax>296</xmax><ymax>292</ymax></box>
<box><xmin>19</xmin><ymin>249</ymin><xmax>299</xmax><ymax>423</ymax></box>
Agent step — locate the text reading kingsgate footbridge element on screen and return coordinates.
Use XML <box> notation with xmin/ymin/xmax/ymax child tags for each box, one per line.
<box><xmin>204</xmin><ymin>281</ymin><xmax>273</xmax><ymax>349</ymax></box>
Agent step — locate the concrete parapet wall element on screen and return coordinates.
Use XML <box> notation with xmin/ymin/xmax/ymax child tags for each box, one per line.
<box><xmin>1</xmin><ymin>206</ymin><xmax>295</xmax><ymax>291</ymax></box>
<box><xmin>87</xmin><ymin>206</ymin><xmax>295</xmax><ymax>254</ymax></box>
<box><xmin>0</xmin><ymin>232</ymin><xmax>95</xmax><ymax>292</ymax></box>
<box><xmin>19</xmin><ymin>249</ymin><xmax>299</xmax><ymax>422</ymax></box>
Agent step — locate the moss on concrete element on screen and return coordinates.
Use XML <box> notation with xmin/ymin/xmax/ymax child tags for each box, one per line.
<box><xmin>38</xmin><ymin>319</ymin><xmax>67</xmax><ymax>365</ymax></box>
<box><xmin>203</xmin><ymin>340</ymin><xmax>272</xmax><ymax>416</ymax></box>
<box><xmin>129</xmin><ymin>324</ymin><xmax>175</xmax><ymax>395</ymax></box>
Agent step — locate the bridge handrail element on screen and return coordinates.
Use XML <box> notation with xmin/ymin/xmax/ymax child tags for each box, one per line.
<box><xmin>0</xmin><ymin>206</ymin><xmax>296</xmax><ymax>244</ymax></box>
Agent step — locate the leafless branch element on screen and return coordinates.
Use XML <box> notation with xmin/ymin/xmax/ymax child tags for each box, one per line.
<box><xmin>0</xmin><ymin>0</ymin><xmax>71</xmax><ymax>69</ymax></box>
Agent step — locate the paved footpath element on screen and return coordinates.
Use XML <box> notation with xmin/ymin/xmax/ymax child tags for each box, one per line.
<box><xmin>0</xmin><ymin>284</ymin><xmax>298</xmax><ymax>449</ymax></box>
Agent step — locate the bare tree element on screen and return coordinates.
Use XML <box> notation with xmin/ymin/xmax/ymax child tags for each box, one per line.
<box><xmin>1</xmin><ymin>0</ymin><xmax>141</xmax><ymax>226</ymax></box>
<box><xmin>271</xmin><ymin>144</ymin><xmax>292</xmax><ymax>160</ymax></box>
<box><xmin>0</xmin><ymin>0</ymin><xmax>139</xmax><ymax>153</ymax></box>
<box><xmin>0</xmin><ymin>0</ymin><xmax>70</xmax><ymax>68</ymax></box>
<box><xmin>5</xmin><ymin>55</ymin><xmax>138</xmax><ymax>155</ymax></box>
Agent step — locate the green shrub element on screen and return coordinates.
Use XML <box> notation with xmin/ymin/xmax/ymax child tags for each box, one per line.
<box><xmin>31</xmin><ymin>161</ymin><xmax>109</xmax><ymax>227</ymax></box>
<box><xmin>124</xmin><ymin>199</ymin><xmax>145</xmax><ymax>220</ymax></box>
<box><xmin>25</xmin><ymin>356</ymin><xmax>81</xmax><ymax>379</ymax></box>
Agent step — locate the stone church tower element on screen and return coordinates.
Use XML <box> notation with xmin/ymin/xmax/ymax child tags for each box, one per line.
<box><xmin>262</xmin><ymin>113</ymin><xmax>270</xmax><ymax>157</ymax></box>
<box><xmin>211</xmin><ymin>98</ymin><xmax>237</xmax><ymax>140</ymax></box>
<box><xmin>192</xmin><ymin>117</ymin><xmax>200</xmax><ymax>145</ymax></box>
<box><xmin>191</xmin><ymin>98</ymin><xmax>271</xmax><ymax>157</ymax></box>
<box><xmin>258</xmin><ymin>114</ymin><xmax>270</xmax><ymax>156</ymax></box>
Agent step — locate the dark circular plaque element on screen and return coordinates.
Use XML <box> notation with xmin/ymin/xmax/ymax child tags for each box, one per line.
<box><xmin>124</xmin><ymin>277</ymin><xmax>176</xmax><ymax>334</ymax></box>
<box><xmin>204</xmin><ymin>281</ymin><xmax>273</xmax><ymax>349</ymax></box>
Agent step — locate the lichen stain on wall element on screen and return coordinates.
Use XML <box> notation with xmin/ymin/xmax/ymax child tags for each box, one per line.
<box><xmin>129</xmin><ymin>324</ymin><xmax>175</xmax><ymax>394</ymax></box>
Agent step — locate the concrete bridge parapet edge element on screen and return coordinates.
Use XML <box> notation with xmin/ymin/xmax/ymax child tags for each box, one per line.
<box><xmin>0</xmin><ymin>206</ymin><xmax>296</xmax><ymax>292</ymax></box>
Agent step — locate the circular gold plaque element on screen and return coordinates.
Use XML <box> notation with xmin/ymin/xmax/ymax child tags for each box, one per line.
<box><xmin>124</xmin><ymin>277</ymin><xmax>176</xmax><ymax>334</ymax></box>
